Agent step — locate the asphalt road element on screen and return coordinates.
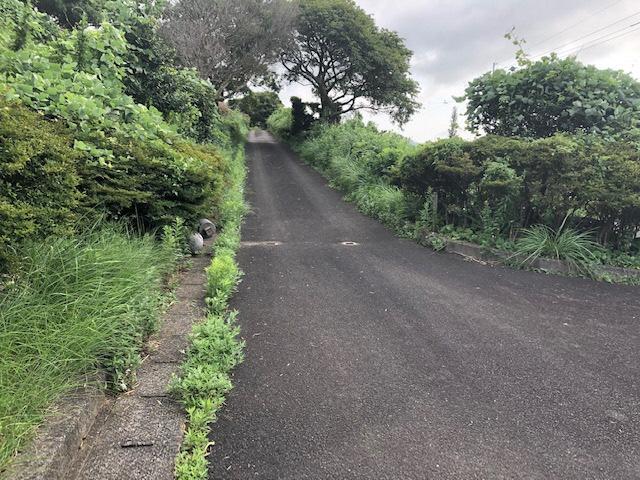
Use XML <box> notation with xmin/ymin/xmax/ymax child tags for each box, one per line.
<box><xmin>209</xmin><ymin>130</ymin><xmax>640</xmax><ymax>480</ymax></box>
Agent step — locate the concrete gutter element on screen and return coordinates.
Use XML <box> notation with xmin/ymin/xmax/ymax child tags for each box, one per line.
<box><xmin>6</xmin><ymin>238</ymin><xmax>214</xmax><ymax>480</ymax></box>
<box><xmin>6</xmin><ymin>374</ymin><xmax>108</xmax><ymax>480</ymax></box>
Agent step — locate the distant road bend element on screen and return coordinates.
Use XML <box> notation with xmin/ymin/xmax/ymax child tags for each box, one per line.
<box><xmin>209</xmin><ymin>130</ymin><xmax>640</xmax><ymax>479</ymax></box>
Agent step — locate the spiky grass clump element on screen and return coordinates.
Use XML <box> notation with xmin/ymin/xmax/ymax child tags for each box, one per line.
<box><xmin>514</xmin><ymin>224</ymin><xmax>603</xmax><ymax>274</ymax></box>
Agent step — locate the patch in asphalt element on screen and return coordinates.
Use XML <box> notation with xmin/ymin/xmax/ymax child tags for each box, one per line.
<box><xmin>240</xmin><ymin>240</ymin><xmax>282</xmax><ymax>247</ymax></box>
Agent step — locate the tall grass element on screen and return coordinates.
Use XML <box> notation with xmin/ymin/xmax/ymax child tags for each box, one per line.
<box><xmin>514</xmin><ymin>224</ymin><xmax>603</xmax><ymax>274</ymax></box>
<box><xmin>0</xmin><ymin>224</ymin><xmax>174</xmax><ymax>471</ymax></box>
<box><xmin>350</xmin><ymin>183</ymin><xmax>411</xmax><ymax>234</ymax></box>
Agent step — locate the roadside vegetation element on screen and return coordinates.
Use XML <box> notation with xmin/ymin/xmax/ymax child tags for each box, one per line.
<box><xmin>172</xmin><ymin>148</ymin><xmax>247</xmax><ymax>480</ymax></box>
<box><xmin>0</xmin><ymin>224</ymin><xmax>178</xmax><ymax>469</ymax></box>
<box><xmin>267</xmin><ymin>52</ymin><xmax>640</xmax><ymax>281</ymax></box>
<box><xmin>0</xmin><ymin>0</ymin><xmax>249</xmax><ymax>472</ymax></box>
<box><xmin>2</xmin><ymin>0</ymin><xmax>639</xmax><ymax>474</ymax></box>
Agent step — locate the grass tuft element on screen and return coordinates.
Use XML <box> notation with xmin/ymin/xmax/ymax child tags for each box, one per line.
<box><xmin>0</xmin><ymin>222</ymin><xmax>176</xmax><ymax>472</ymax></box>
<box><xmin>513</xmin><ymin>224</ymin><xmax>603</xmax><ymax>275</ymax></box>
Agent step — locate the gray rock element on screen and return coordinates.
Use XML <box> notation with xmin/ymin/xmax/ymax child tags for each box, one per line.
<box><xmin>198</xmin><ymin>218</ymin><xmax>216</xmax><ymax>238</ymax></box>
<box><xmin>188</xmin><ymin>232</ymin><xmax>204</xmax><ymax>255</ymax></box>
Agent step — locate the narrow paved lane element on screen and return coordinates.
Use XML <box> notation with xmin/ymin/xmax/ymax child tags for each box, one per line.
<box><xmin>209</xmin><ymin>131</ymin><xmax>640</xmax><ymax>479</ymax></box>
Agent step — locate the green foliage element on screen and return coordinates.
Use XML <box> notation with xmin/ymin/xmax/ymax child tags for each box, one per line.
<box><xmin>211</xmin><ymin>109</ymin><xmax>250</xmax><ymax>151</ymax></box>
<box><xmin>161</xmin><ymin>217</ymin><xmax>189</xmax><ymax>263</ymax></box>
<box><xmin>463</xmin><ymin>55</ymin><xmax>640</xmax><ymax>138</ymax></box>
<box><xmin>397</xmin><ymin>133</ymin><xmax>640</xmax><ymax>250</ymax></box>
<box><xmin>0</xmin><ymin>100</ymin><xmax>80</xmax><ymax>271</ymax></box>
<box><xmin>173</xmin><ymin>148</ymin><xmax>246</xmax><ymax>480</ymax></box>
<box><xmin>350</xmin><ymin>183</ymin><xmax>411</xmax><ymax>234</ymax></box>
<box><xmin>513</xmin><ymin>223</ymin><xmax>603</xmax><ymax>275</ymax></box>
<box><xmin>398</xmin><ymin>138</ymin><xmax>481</xmax><ymax>226</ymax></box>
<box><xmin>290</xmin><ymin>111</ymin><xmax>640</xmax><ymax>274</ymax></box>
<box><xmin>76</xmin><ymin>136</ymin><xmax>227</xmax><ymax>229</ymax></box>
<box><xmin>297</xmin><ymin>117</ymin><xmax>415</xmax><ymax>175</ymax></box>
<box><xmin>229</xmin><ymin>91</ymin><xmax>282</xmax><ymax>128</ymax></box>
<box><xmin>172</xmin><ymin>312</ymin><xmax>243</xmax><ymax>480</ymax></box>
<box><xmin>0</xmin><ymin>1</ymin><xmax>250</xmax><ymax>471</ymax></box>
<box><xmin>267</xmin><ymin>107</ymin><xmax>293</xmax><ymax>139</ymax></box>
<box><xmin>282</xmin><ymin>0</ymin><xmax>419</xmax><ymax>124</ymax></box>
<box><xmin>34</xmin><ymin>0</ymin><xmax>105</xmax><ymax>27</ymax></box>
<box><xmin>290</xmin><ymin>96</ymin><xmax>316</xmax><ymax>135</ymax></box>
<box><xmin>0</xmin><ymin>3</ymin><xmax>245</xmax><ymax>232</ymax></box>
<box><xmin>418</xmin><ymin>232</ymin><xmax>447</xmax><ymax>252</ymax></box>
<box><xmin>0</xmin><ymin>223</ymin><xmax>174</xmax><ymax>470</ymax></box>
<box><xmin>206</xmin><ymin>253</ymin><xmax>240</xmax><ymax>314</ymax></box>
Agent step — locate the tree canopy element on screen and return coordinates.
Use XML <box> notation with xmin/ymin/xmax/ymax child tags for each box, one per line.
<box><xmin>281</xmin><ymin>0</ymin><xmax>419</xmax><ymax>125</ymax></box>
<box><xmin>34</xmin><ymin>0</ymin><xmax>105</xmax><ymax>27</ymax></box>
<box><xmin>161</xmin><ymin>0</ymin><xmax>297</xmax><ymax>99</ymax></box>
<box><xmin>463</xmin><ymin>55</ymin><xmax>640</xmax><ymax>138</ymax></box>
<box><xmin>230</xmin><ymin>91</ymin><xmax>283</xmax><ymax>128</ymax></box>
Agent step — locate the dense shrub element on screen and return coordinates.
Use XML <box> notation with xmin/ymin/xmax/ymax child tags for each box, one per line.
<box><xmin>78</xmin><ymin>136</ymin><xmax>227</xmax><ymax>229</ymax></box>
<box><xmin>0</xmin><ymin>2</ymin><xmax>247</xmax><ymax>235</ymax></box>
<box><xmin>0</xmin><ymin>100</ymin><xmax>80</xmax><ymax>270</ymax></box>
<box><xmin>266</xmin><ymin>107</ymin><xmax>293</xmax><ymax>139</ymax></box>
<box><xmin>398</xmin><ymin>138</ymin><xmax>481</xmax><ymax>225</ymax></box>
<box><xmin>211</xmin><ymin>109</ymin><xmax>250</xmax><ymax>151</ymax></box>
<box><xmin>464</xmin><ymin>55</ymin><xmax>640</xmax><ymax>137</ymax></box>
<box><xmin>398</xmin><ymin>133</ymin><xmax>640</xmax><ymax>248</ymax></box>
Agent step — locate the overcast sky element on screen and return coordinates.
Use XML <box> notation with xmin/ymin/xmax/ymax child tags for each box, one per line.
<box><xmin>279</xmin><ymin>0</ymin><xmax>640</xmax><ymax>142</ymax></box>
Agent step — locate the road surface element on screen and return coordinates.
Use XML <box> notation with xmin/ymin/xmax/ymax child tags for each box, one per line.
<box><xmin>209</xmin><ymin>130</ymin><xmax>640</xmax><ymax>479</ymax></box>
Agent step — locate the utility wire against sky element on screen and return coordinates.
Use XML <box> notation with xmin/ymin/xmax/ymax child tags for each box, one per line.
<box><xmin>528</xmin><ymin>10</ymin><xmax>640</xmax><ymax>60</ymax></box>
<box><xmin>561</xmin><ymin>22</ymin><xmax>640</xmax><ymax>58</ymax></box>
<box><xmin>525</xmin><ymin>0</ymin><xmax>626</xmax><ymax>50</ymax></box>
<box><xmin>494</xmin><ymin>1</ymin><xmax>637</xmax><ymax>70</ymax></box>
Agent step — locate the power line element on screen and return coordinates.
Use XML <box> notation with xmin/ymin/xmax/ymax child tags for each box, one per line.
<box><xmin>527</xmin><ymin>0</ymin><xmax>626</xmax><ymax>50</ymax></box>
<box><xmin>559</xmin><ymin>22</ymin><xmax>640</xmax><ymax>57</ymax></box>
<box><xmin>529</xmin><ymin>9</ymin><xmax>640</xmax><ymax>60</ymax></box>
<box><xmin>493</xmin><ymin>1</ymin><xmax>635</xmax><ymax>70</ymax></box>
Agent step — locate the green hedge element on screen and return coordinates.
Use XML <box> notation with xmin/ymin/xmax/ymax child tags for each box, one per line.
<box><xmin>78</xmin><ymin>136</ymin><xmax>228</xmax><ymax>230</ymax></box>
<box><xmin>0</xmin><ymin>100</ymin><xmax>80</xmax><ymax>269</ymax></box>
<box><xmin>397</xmin><ymin>134</ymin><xmax>640</xmax><ymax>248</ymax></box>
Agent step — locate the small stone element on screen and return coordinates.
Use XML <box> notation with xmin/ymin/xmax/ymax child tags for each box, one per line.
<box><xmin>188</xmin><ymin>232</ymin><xmax>204</xmax><ymax>255</ymax></box>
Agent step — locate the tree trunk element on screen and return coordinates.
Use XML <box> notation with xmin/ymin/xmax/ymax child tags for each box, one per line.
<box><xmin>318</xmin><ymin>87</ymin><xmax>340</xmax><ymax>123</ymax></box>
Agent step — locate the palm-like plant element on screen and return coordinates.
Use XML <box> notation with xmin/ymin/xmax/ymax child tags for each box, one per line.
<box><xmin>514</xmin><ymin>218</ymin><xmax>603</xmax><ymax>275</ymax></box>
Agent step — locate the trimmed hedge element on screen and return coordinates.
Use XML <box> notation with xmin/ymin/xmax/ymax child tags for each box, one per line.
<box><xmin>78</xmin><ymin>136</ymin><xmax>228</xmax><ymax>230</ymax></box>
<box><xmin>397</xmin><ymin>134</ymin><xmax>640</xmax><ymax>247</ymax></box>
<box><xmin>0</xmin><ymin>100</ymin><xmax>80</xmax><ymax>269</ymax></box>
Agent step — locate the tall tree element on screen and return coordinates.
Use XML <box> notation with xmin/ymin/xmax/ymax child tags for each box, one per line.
<box><xmin>448</xmin><ymin>106</ymin><xmax>459</xmax><ymax>138</ymax></box>
<box><xmin>281</xmin><ymin>0</ymin><xmax>419</xmax><ymax>125</ymax></box>
<box><xmin>160</xmin><ymin>0</ymin><xmax>297</xmax><ymax>99</ymax></box>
